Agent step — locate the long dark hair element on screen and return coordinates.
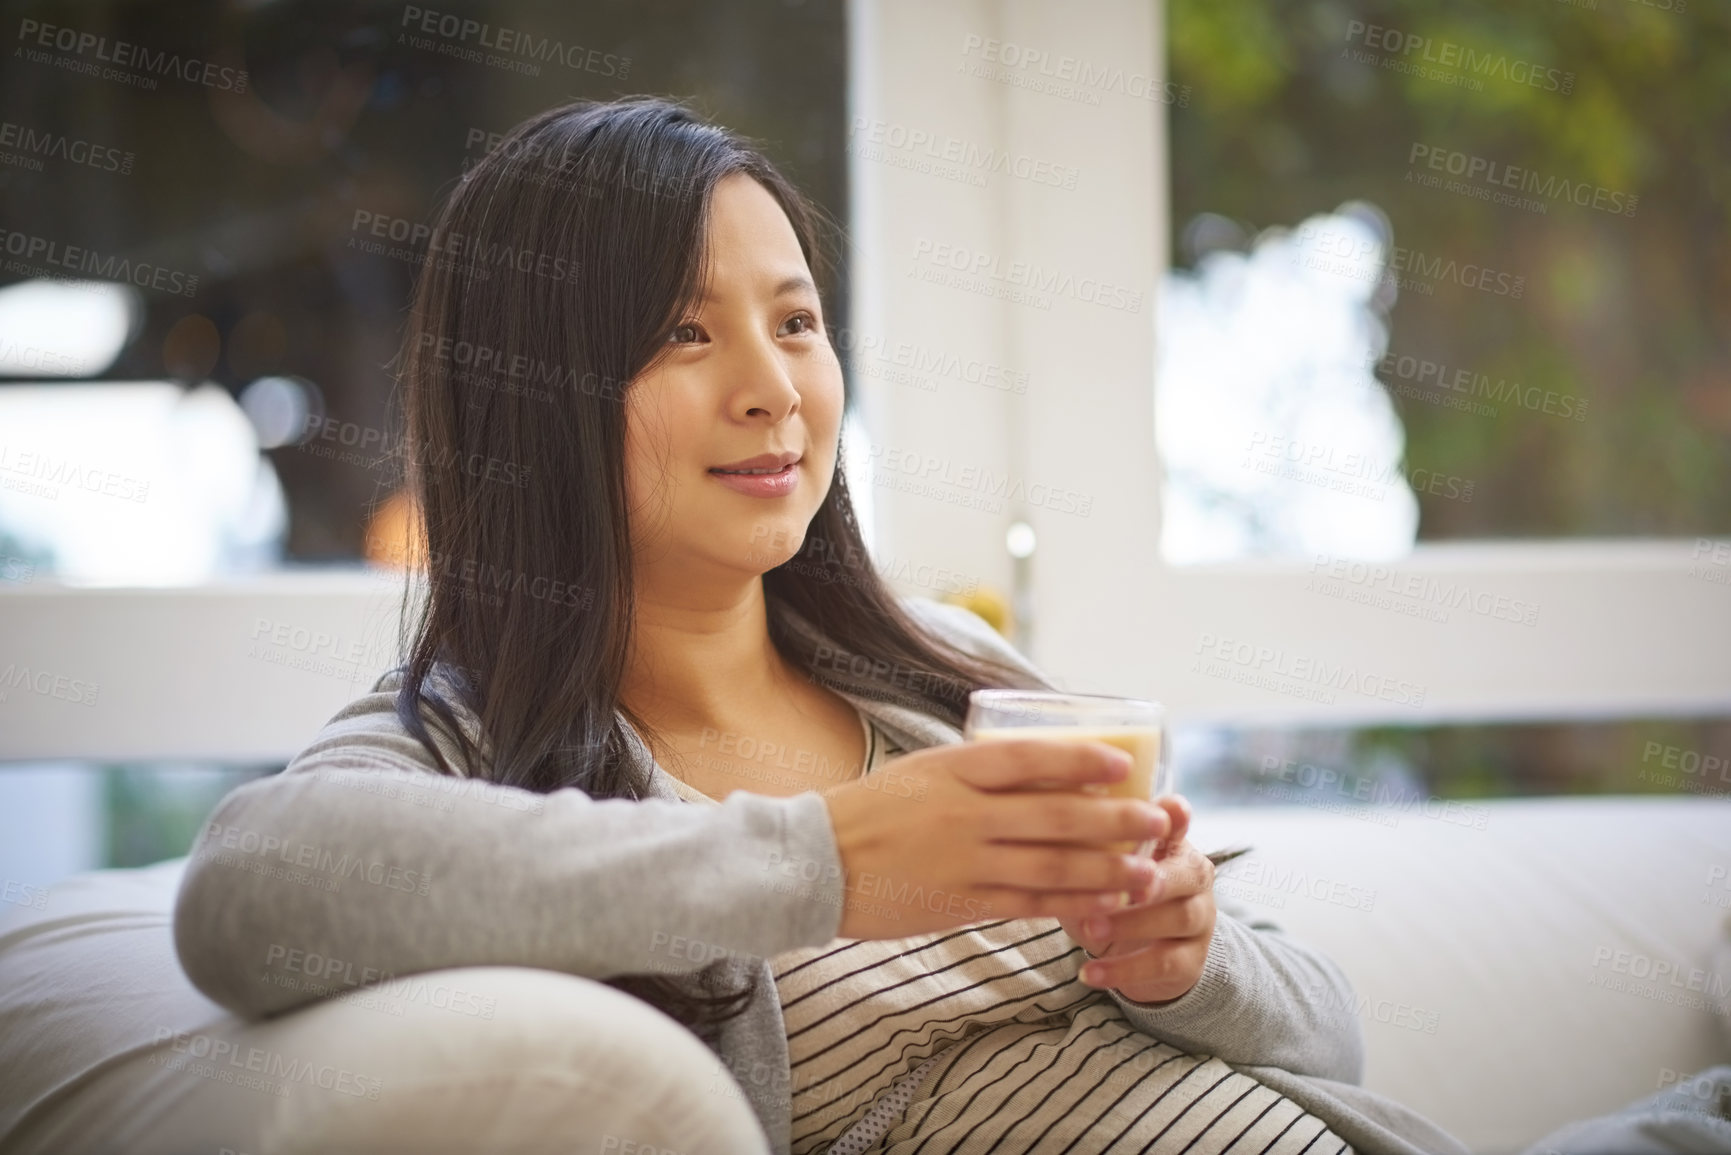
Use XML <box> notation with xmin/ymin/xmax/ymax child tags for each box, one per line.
<box><xmin>385</xmin><ymin>96</ymin><xmax>1051</xmax><ymax>1043</ymax></box>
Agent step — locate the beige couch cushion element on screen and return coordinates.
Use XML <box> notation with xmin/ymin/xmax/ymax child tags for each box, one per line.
<box><xmin>0</xmin><ymin>858</ymin><xmax>767</xmax><ymax>1155</ymax></box>
<box><xmin>1189</xmin><ymin>795</ymin><xmax>1731</xmax><ymax>1154</ymax></box>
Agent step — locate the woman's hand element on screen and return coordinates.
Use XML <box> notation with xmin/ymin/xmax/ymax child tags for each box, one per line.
<box><xmin>821</xmin><ymin>740</ymin><xmax>1172</xmax><ymax>940</ymax></box>
<box><xmin>1060</xmin><ymin>795</ymin><xmax>1218</xmax><ymax>1005</ymax></box>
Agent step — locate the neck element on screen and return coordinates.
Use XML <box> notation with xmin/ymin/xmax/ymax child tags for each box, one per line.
<box><xmin>620</xmin><ymin>571</ymin><xmax>801</xmax><ymax>737</ymax></box>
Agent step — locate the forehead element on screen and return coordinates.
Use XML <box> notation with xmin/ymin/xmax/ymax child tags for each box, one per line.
<box><xmin>699</xmin><ymin>173</ymin><xmax>811</xmax><ymax>296</ymax></box>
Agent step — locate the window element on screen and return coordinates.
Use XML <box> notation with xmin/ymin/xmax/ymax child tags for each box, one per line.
<box><xmin>0</xmin><ymin>0</ymin><xmax>851</xmax><ymax>890</ymax></box>
<box><xmin>843</xmin><ymin>0</ymin><xmax>1729</xmax><ymax>740</ymax></box>
<box><xmin>0</xmin><ymin>0</ymin><xmax>850</xmax><ymax>578</ymax></box>
<box><xmin>1164</xmin><ymin>0</ymin><xmax>1728</xmax><ymax>549</ymax></box>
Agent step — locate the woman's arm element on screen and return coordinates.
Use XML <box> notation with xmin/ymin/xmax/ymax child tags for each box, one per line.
<box><xmin>1100</xmin><ymin>893</ymin><xmax>1367</xmax><ymax>1083</ymax></box>
<box><xmin>173</xmin><ymin>677</ymin><xmax>846</xmax><ymax>1019</ymax></box>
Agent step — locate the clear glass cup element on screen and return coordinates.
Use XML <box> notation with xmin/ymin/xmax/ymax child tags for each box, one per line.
<box><xmin>963</xmin><ymin>689</ymin><xmax>1173</xmax><ymax>858</ymax></box>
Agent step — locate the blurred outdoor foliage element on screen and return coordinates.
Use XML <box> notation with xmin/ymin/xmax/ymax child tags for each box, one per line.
<box><xmin>1166</xmin><ymin>1</ymin><xmax>1730</xmax><ymax>801</ymax></box>
<box><xmin>1167</xmin><ymin>0</ymin><xmax>1731</xmax><ymax>539</ymax></box>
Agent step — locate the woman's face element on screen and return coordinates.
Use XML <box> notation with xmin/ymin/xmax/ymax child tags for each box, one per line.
<box><xmin>623</xmin><ymin>172</ymin><xmax>844</xmax><ymax>585</ymax></box>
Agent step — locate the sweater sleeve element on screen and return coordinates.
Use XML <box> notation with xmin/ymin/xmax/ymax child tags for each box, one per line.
<box><xmin>172</xmin><ymin>673</ymin><xmax>846</xmax><ymax>1020</ymax></box>
<box><xmin>1102</xmin><ymin>893</ymin><xmax>1367</xmax><ymax>1083</ymax></box>
<box><xmin>903</xmin><ymin>597</ymin><xmax>1367</xmax><ymax>1083</ymax></box>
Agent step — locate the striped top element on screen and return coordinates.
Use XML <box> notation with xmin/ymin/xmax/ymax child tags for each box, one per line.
<box><xmin>668</xmin><ymin>709</ymin><xmax>1355</xmax><ymax>1155</ymax></box>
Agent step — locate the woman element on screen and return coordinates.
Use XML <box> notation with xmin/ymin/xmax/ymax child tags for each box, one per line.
<box><xmin>174</xmin><ymin>96</ymin><xmax>1468</xmax><ymax>1154</ymax></box>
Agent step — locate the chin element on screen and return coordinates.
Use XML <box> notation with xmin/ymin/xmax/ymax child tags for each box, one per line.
<box><xmin>735</xmin><ymin>520</ymin><xmax>807</xmax><ymax>572</ymax></box>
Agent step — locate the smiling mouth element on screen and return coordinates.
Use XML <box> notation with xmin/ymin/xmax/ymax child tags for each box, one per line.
<box><xmin>709</xmin><ymin>464</ymin><xmax>795</xmax><ymax>475</ymax></box>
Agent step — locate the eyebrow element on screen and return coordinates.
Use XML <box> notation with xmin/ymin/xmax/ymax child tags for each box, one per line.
<box><xmin>697</xmin><ymin>275</ymin><xmax>817</xmax><ymax>304</ymax></box>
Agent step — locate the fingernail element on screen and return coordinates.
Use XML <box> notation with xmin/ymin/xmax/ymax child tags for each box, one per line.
<box><xmin>1084</xmin><ymin>916</ymin><xmax>1111</xmax><ymax>938</ymax></box>
<box><xmin>1082</xmin><ymin>963</ymin><xmax>1106</xmax><ymax>986</ymax></box>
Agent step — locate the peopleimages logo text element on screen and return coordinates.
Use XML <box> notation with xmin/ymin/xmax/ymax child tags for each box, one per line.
<box><xmin>1375</xmin><ymin>350</ymin><xmax>1588</xmax><ymax>422</ymax></box>
<box><xmin>0</xmin><ymin>121</ymin><xmax>134</xmax><ymax>174</ymax></box>
<box><xmin>399</xmin><ymin>7</ymin><xmax>630</xmax><ymax>77</ymax></box>
<box><xmin>0</xmin><ymin>228</ymin><xmax>198</xmax><ymax>297</ymax></box>
<box><xmin>1297</xmin><ymin>223</ymin><xmax>1524</xmax><ymax>299</ymax></box>
<box><xmin>958</xmin><ymin>34</ymin><xmax>1190</xmax><ymax>106</ymax></box>
<box><xmin>1194</xmin><ymin>632</ymin><xmax>1427</xmax><ymax>708</ymax></box>
<box><xmin>1409</xmin><ymin>145</ymin><xmax>1637</xmax><ymax>216</ymax></box>
<box><xmin>16</xmin><ymin>19</ymin><xmax>248</xmax><ymax>90</ymax></box>
<box><xmin>910</xmin><ymin>239</ymin><xmax>1141</xmax><ymax>313</ymax></box>
<box><xmin>1343</xmin><ymin>21</ymin><xmax>1573</xmax><ymax>94</ymax></box>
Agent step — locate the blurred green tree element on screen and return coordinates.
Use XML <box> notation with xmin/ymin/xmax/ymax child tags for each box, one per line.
<box><xmin>1168</xmin><ymin>0</ymin><xmax>1731</xmax><ymax>538</ymax></box>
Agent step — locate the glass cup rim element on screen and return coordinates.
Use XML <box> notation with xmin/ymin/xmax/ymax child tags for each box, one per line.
<box><xmin>967</xmin><ymin>688</ymin><xmax>1165</xmax><ymax>716</ymax></box>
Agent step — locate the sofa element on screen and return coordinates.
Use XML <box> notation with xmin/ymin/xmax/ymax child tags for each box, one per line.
<box><xmin>2</xmin><ymin>793</ymin><xmax>1727</xmax><ymax>1155</ymax></box>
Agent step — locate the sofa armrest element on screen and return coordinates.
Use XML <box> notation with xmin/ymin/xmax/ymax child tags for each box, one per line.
<box><xmin>1</xmin><ymin>861</ymin><xmax>771</xmax><ymax>1154</ymax></box>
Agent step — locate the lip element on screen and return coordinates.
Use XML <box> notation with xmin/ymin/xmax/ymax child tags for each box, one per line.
<box><xmin>710</xmin><ymin>450</ymin><xmax>801</xmax><ymax>472</ymax></box>
<box><xmin>707</xmin><ymin>456</ymin><xmax>800</xmax><ymax>498</ymax></box>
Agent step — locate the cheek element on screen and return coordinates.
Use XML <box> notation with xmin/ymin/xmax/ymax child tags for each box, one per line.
<box><xmin>620</xmin><ymin>422</ymin><xmax>652</xmax><ymax>506</ymax></box>
<box><xmin>622</xmin><ymin>391</ymin><xmax>684</xmax><ymax>501</ymax></box>
<box><xmin>804</xmin><ymin>374</ymin><xmax>846</xmax><ymax>455</ymax></box>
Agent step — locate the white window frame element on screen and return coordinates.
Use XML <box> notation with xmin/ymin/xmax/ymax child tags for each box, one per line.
<box><xmin>846</xmin><ymin>0</ymin><xmax>1731</xmax><ymax>727</ymax></box>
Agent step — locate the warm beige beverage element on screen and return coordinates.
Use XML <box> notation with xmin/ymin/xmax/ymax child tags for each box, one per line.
<box><xmin>969</xmin><ymin>724</ymin><xmax>1165</xmax><ymax>854</ymax></box>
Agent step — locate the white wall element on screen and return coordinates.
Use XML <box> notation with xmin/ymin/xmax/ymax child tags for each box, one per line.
<box><xmin>849</xmin><ymin>0</ymin><xmax>1166</xmax><ymax>687</ymax></box>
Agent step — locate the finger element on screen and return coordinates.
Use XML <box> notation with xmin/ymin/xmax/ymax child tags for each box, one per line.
<box><xmin>979</xmin><ymin>886</ymin><xmax>1137</xmax><ymax>923</ymax></box>
<box><xmin>1080</xmin><ymin>934</ymin><xmax>1209</xmax><ymax>995</ymax></box>
<box><xmin>1135</xmin><ymin>841</ymin><xmax>1217</xmax><ymax>907</ymax></box>
<box><xmin>1156</xmin><ymin>841</ymin><xmax>1216</xmax><ymax>901</ymax></box>
<box><xmin>1154</xmin><ymin>795</ymin><xmax>1191</xmax><ymax>856</ymax></box>
<box><xmin>1087</xmin><ymin>843</ymin><xmax>1207</xmax><ymax>918</ymax></box>
<box><xmin>981</xmin><ymin>844</ymin><xmax>1157</xmax><ymax>896</ymax></box>
<box><xmin>1082</xmin><ymin>892</ymin><xmax>1214</xmax><ymax>944</ymax></box>
<box><xmin>981</xmin><ymin>794</ymin><xmax>1169</xmax><ymax>847</ymax></box>
<box><xmin>959</xmin><ymin>737</ymin><xmax>1134</xmax><ymax>793</ymax></box>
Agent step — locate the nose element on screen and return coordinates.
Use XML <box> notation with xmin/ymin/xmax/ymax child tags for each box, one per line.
<box><xmin>727</xmin><ymin>331</ymin><xmax>801</xmax><ymax>421</ymax></box>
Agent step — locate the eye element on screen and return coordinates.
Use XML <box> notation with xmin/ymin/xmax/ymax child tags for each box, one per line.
<box><xmin>780</xmin><ymin>312</ymin><xmax>818</xmax><ymax>337</ymax></box>
<box><xmin>666</xmin><ymin>321</ymin><xmax>705</xmax><ymax>346</ymax></box>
